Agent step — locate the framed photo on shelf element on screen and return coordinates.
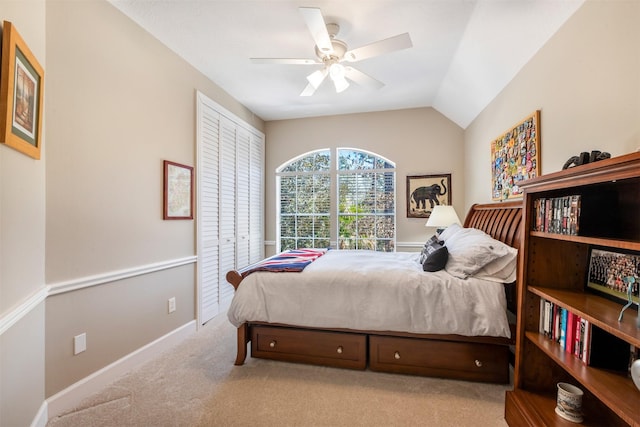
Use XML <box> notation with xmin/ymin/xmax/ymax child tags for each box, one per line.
<box><xmin>491</xmin><ymin>110</ymin><xmax>541</xmax><ymax>201</ymax></box>
<box><xmin>0</xmin><ymin>21</ymin><xmax>44</xmax><ymax>159</ymax></box>
<box><xmin>586</xmin><ymin>247</ymin><xmax>640</xmax><ymax>305</ymax></box>
<box><xmin>406</xmin><ymin>174</ymin><xmax>451</xmax><ymax>218</ymax></box>
<box><xmin>163</xmin><ymin>160</ymin><xmax>194</xmax><ymax>220</ymax></box>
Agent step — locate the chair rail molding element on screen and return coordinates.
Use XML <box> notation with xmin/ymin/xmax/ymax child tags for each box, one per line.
<box><xmin>0</xmin><ymin>286</ymin><xmax>48</xmax><ymax>335</ymax></box>
<box><xmin>48</xmin><ymin>255</ymin><xmax>197</xmax><ymax>296</ymax></box>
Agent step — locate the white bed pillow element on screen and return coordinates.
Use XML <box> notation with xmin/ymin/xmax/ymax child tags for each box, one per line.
<box><xmin>473</xmin><ymin>247</ymin><xmax>518</xmax><ymax>282</ymax></box>
<box><xmin>442</xmin><ymin>225</ymin><xmax>513</xmax><ymax>279</ymax></box>
<box><xmin>437</xmin><ymin>223</ymin><xmax>462</xmax><ymax>242</ymax></box>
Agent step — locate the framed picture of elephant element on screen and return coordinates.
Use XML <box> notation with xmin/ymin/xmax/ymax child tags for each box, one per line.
<box><xmin>406</xmin><ymin>174</ymin><xmax>452</xmax><ymax>218</ymax></box>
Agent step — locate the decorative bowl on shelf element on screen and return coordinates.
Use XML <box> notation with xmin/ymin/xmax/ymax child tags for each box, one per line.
<box><xmin>632</xmin><ymin>359</ymin><xmax>640</xmax><ymax>392</ymax></box>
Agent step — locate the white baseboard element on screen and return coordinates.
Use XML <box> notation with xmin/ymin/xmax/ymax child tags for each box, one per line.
<box><xmin>44</xmin><ymin>320</ymin><xmax>197</xmax><ymax>421</ymax></box>
<box><xmin>30</xmin><ymin>400</ymin><xmax>48</xmax><ymax>427</ymax></box>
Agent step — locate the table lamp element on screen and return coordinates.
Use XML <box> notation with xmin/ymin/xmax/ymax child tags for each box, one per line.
<box><xmin>425</xmin><ymin>205</ymin><xmax>461</xmax><ymax>233</ymax></box>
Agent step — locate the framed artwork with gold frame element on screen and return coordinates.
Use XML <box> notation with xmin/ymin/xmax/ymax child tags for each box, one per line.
<box><xmin>491</xmin><ymin>110</ymin><xmax>540</xmax><ymax>201</ymax></box>
<box><xmin>0</xmin><ymin>21</ymin><xmax>44</xmax><ymax>159</ymax></box>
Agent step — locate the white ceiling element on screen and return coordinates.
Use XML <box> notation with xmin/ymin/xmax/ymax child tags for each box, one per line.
<box><xmin>109</xmin><ymin>0</ymin><xmax>584</xmax><ymax>128</ymax></box>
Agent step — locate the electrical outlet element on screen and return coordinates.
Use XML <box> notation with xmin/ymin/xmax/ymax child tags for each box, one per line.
<box><xmin>168</xmin><ymin>297</ymin><xmax>176</xmax><ymax>313</ymax></box>
<box><xmin>74</xmin><ymin>333</ymin><xmax>87</xmax><ymax>355</ymax></box>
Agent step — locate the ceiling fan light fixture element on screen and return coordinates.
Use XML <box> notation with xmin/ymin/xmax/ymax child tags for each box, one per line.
<box><xmin>329</xmin><ymin>63</ymin><xmax>345</xmax><ymax>80</ymax></box>
<box><xmin>333</xmin><ymin>75</ymin><xmax>349</xmax><ymax>93</ymax></box>
<box><xmin>329</xmin><ymin>63</ymin><xmax>349</xmax><ymax>93</ymax></box>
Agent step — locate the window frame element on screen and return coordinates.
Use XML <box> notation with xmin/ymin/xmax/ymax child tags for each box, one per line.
<box><xmin>276</xmin><ymin>148</ymin><xmax>396</xmax><ymax>252</ymax></box>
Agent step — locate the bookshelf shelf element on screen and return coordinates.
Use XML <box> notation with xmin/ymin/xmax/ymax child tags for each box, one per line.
<box><xmin>529</xmin><ymin>287</ymin><xmax>640</xmax><ymax>347</ymax></box>
<box><xmin>505</xmin><ymin>389</ymin><xmax>622</xmax><ymax>427</ymax></box>
<box><xmin>505</xmin><ymin>152</ymin><xmax>640</xmax><ymax>427</ymax></box>
<box><xmin>526</xmin><ymin>332</ymin><xmax>640</xmax><ymax>425</ymax></box>
<box><xmin>529</xmin><ymin>232</ymin><xmax>640</xmax><ymax>251</ymax></box>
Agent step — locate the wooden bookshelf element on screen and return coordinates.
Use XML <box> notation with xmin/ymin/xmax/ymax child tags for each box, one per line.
<box><xmin>505</xmin><ymin>152</ymin><xmax>640</xmax><ymax>427</ymax></box>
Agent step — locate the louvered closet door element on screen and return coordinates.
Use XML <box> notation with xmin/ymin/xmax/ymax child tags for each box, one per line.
<box><xmin>197</xmin><ymin>98</ymin><xmax>220</xmax><ymax>324</ymax></box>
<box><xmin>249</xmin><ymin>133</ymin><xmax>264</xmax><ymax>264</ymax></box>
<box><xmin>197</xmin><ymin>91</ymin><xmax>265</xmax><ymax>324</ymax></box>
<box><xmin>236</xmin><ymin>128</ymin><xmax>251</xmax><ymax>268</ymax></box>
<box><xmin>219</xmin><ymin>116</ymin><xmax>237</xmax><ymax>307</ymax></box>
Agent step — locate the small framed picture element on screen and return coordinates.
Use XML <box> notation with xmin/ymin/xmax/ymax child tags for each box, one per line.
<box><xmin>406</xmin><ymin>174</ymin><xmax>452</xmax><ymax>218</ymax></box>
<box><xmin>586</xmin><ymin>247</ymin><xmax>640</xmax><ymax>305</ymax></box>
<box><xmin>163</xmin><ymin>160</ymin><xmax>194</xmax><ymax>220</ymax></box>
<box><xmin>0</xmin><ymin>21</ymin><xmax>44</xmax><ymax>159</ymax></box>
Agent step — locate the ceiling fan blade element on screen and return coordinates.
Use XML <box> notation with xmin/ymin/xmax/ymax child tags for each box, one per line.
<box><xmin>299</xmin><ymin>7</ymin><xmax>333</xmax><ymax>55</ymax></box>
<box><xmin>301</xmin><ymin>68</ymin><xmax>328</xmax><ymax>96</ymax></box>
<box><xmin>344</xmin><ymin>66</ymin><xmax>385</xmax><ymax>90</ymax></box>
<box><xmin>343</xmin><ymin>33</ymin><xmax>412</xmax><ymax>62</ymax></box>
<box><xmin>300</xmin><ymin>83</ymin><xmax>318</xmax><ymax>97</ymax></box>
<box><xmin>306</xmin><ymin>67</ymin><xmax>328</xmax><ymax>89</ymax></box>
<box><xmin>250</xmin><ymin>58</ymin><xmax>320</xmax><ymax>65</ymax></box>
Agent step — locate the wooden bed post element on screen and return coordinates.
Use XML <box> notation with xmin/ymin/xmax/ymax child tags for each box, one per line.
<box><xmin>235</xmin><ymin>323</ymin><xmax>250</xmax><ymax>365</ymax></box>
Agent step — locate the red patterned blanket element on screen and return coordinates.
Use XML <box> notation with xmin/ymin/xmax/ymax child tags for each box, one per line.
<box><xmin>241</xmin><ymin>248</ymin><xmax>328</xmax><ymax>278</ymax></box>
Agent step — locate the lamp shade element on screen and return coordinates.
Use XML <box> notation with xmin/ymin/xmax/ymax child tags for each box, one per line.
<box><xmin>329</xmin><ymin>63</ymin><xmax>350</xmax><ymax>93</ymax></box>
<box><xmin>425</xmin><ymin>205</ymin><xmax>461</xmax><ymax>228</ymax></box>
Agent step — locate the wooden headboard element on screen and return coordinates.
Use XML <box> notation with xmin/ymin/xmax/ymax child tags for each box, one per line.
<box><xmin>463</xmin><ymin>201</ymin><xmax>523</xmax><ymax>315</ymax></box>
<box><xmin>463</xmin><ymin>201</ymin><xmax>523</xmax><ymax>251</ymax></box>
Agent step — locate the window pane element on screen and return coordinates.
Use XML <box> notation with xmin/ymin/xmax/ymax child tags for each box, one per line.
<box><xmin>314</xmin><ymin>216</ymin><xmax>330</xmax><ymax>238</ymax></box>
<box><xmin>339</xmin><ymin>215</ymin><xmax>356</xmax><ymax>237</ymax></box>
<box><xmin>376</xmin><ymin>173</ymin><xmax>395</xmax><ymax>213</ymax></box>
<box><xmin>280</xmin><ymin>216</ymin><xmax>296</xmax><ymax>237</ymax></box>
<box><xmin>281</xmin><ymin>238</ymin><xmax>296</xmax><ymax>251</ymax></box>
<box><xmin>314</xmin><ymin>175</ymin><xmax>331</xmax><ymax>212</ymax></box>
<box><xmin>298</xmin><ymin>216</ymin><xmax>313</xmax><ymax>237</ymax></box>
<box><xmin>315</xmin><ymin>239</ymin><xmax>330</xmax><ymax>248</ymax></box>
<box><xmin>313</xmin><ymin>151</ymin><xmax>331</xmax><ymax>171</ymax></box>
<box><xmin>377</xmin><ymin>240</ymin><xmax>394</xmax><ymax>252</ymax></box>
<box><xmin>280</xmin><ymin>176</ymin><xmax>297</xmax><ymax>214</ymax></box>
<box><xmin>357</xmin><ymin>216</ymin><xmax>375</xmax><ymax>238</ymax></box>
<box><xmin>376</xmin><ymin>215</ymin><xmax>395</xmax><ymax>238</ymax></box>
<box><xmin>338</xmin><ymin>149</ymin><xmax>375</xmax><ymax>170</ymax></box>
<box><xmin>297</xmin><ymin>238</ymin><xmax>314</xmax><ymax>248</ymax></box>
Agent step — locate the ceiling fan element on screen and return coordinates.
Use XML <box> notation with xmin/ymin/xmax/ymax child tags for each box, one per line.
<box><xmin>250</xmin><ymin>7</ymin><xmax>413</xmax><ymax>96</ymax></box>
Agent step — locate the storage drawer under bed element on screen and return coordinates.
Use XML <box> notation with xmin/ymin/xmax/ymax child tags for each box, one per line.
<box><xmin>251</xmin><ymin>325</ymin><xmax>367</xmax><ymax>369</ymax></box>
<box><xmin>369</xmin><ymin>335</ymin><xmax>509</xmax><ymax>383</ymax></box>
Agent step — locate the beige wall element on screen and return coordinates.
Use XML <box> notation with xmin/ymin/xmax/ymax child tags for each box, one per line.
<box><xmin>265</xmin><ymin>108</ymin><xmax>465</xmax><ymax>255</ymax></box>
<box><xmin>464</xmin><ymin>0</ymin><xmax>640</xmax><ymax>208</ymax></box>
<box><xmin>2</xmin><ymin>0</ymin><xmax>266</xmax><ymax>423</ymax></box>
<box><xmin>0</xmin><ymin>2</ymin><xmax>47</xmax><ymax>426</ymax></box>
<box><xmin>43</xmin><ymin>0</ymin><xmax>263</xmax><ymax>398</ymax></box>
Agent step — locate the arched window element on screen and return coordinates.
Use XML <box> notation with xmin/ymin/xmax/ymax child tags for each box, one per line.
<box><xmin>276</xmin><ymin>148</ymin><xmax>395</xmax><ymax>252</ymax></box>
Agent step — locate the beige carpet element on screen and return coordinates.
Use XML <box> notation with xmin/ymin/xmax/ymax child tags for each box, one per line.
<box><xmin>47</xmin><ymin>314</ymin><xmax>510</xmax><ymax>427</ymax></box>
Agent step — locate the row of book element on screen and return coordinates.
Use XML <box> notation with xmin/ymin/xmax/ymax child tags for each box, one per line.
<box><xmin>532</xmin><ymin>195</ymin><xmax>581</xmax><ymax>235</ymax></box>
<box><xmin>539</xmin><ymin>298</ymin><xmax>590</xmax><ymax>363</ymax></box>
<box><xmin>539</xmin><ymin>298</ymin><xmax>636</xmax><ymax>373</ymax></box>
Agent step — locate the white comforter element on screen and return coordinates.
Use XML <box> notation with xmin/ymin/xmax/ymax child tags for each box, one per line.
<box><xmin>227</xmin><ymin>250</ymin><xmax>511</xmax><ymax>338</ymax></box>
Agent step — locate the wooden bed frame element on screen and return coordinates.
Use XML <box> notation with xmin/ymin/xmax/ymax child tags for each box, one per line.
<box><xmin>226</xmin><ymin>201</ymin><xmax>522</xmax><ymax>383</ymax></box>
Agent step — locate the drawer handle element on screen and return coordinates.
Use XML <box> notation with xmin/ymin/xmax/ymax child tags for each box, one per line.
<box><xmin>336</xmin><ymin>346</ymin><xmax>343</xmax><ymax>354</ymax></box>
<box><xmin>269</xmin><ymin>340</ymin><xmax>277</xmax><ymax>348</ymax></box>
<box><xmin>394</xmin><ymin>351</ymin><xmax>401</xmax><ymax>360</ymax></box>
<box><xmin>474</xmin><ymin>359</ymin><xmax>483</xmax><ymax>368</ymax></box>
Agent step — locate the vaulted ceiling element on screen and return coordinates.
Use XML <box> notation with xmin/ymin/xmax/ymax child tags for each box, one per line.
<box><xmin>109</xmin><ymin>0</ymin><xmax>584</xmax><ymax>128</ymax></box>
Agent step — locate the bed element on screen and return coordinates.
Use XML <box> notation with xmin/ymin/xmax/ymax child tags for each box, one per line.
<box><xmin>225</xmin><ymin>201</ymin><xmax>522</xmax><ymax>383</ymax></box>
